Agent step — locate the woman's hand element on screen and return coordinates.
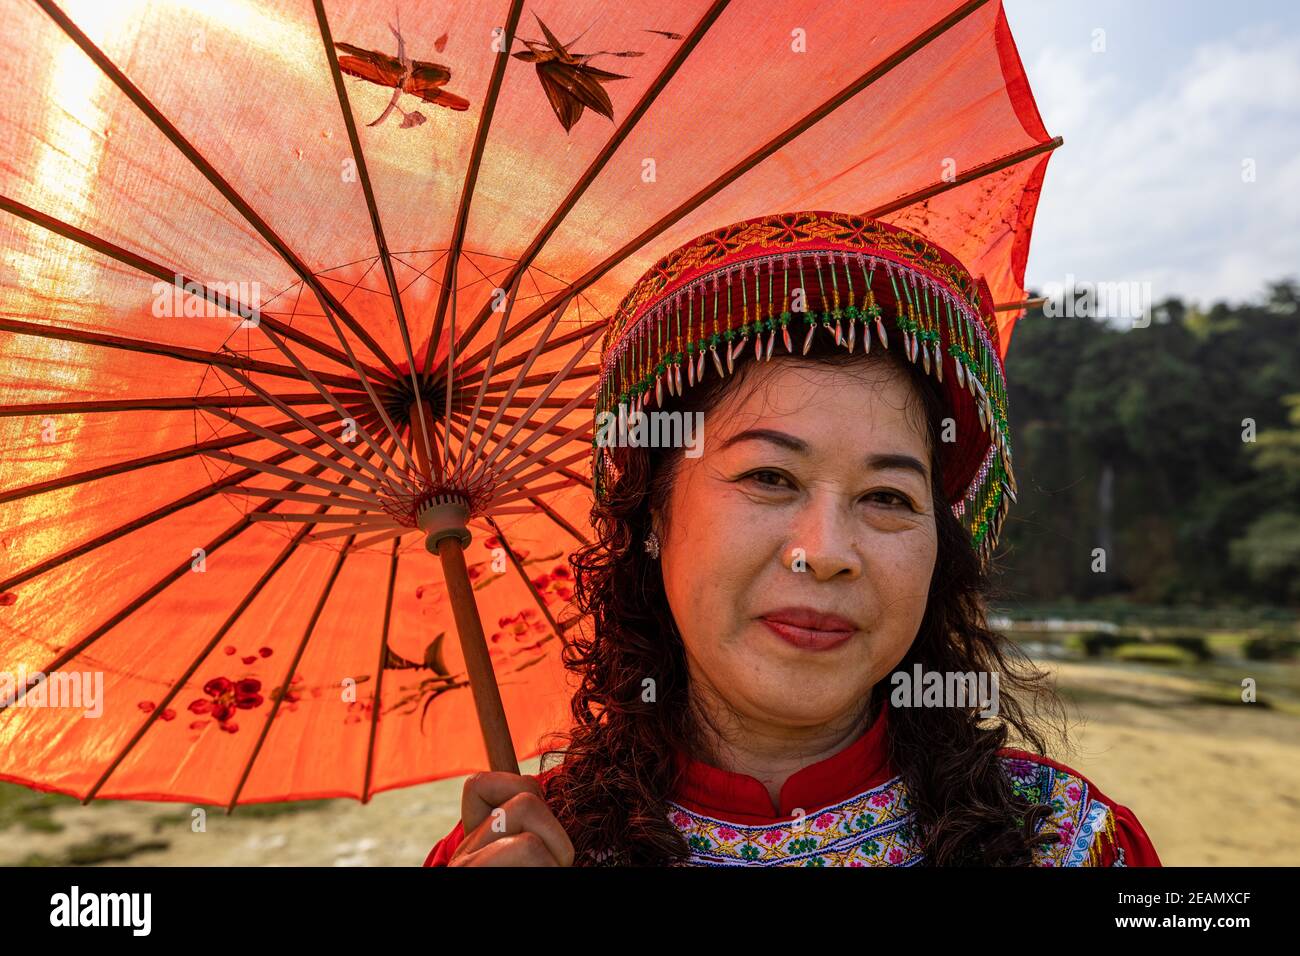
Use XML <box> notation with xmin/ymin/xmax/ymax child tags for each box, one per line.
<box><xmin>447</xmin><ymin>771</ymin><xmax>575</xmax><ymax>866</ymax></box>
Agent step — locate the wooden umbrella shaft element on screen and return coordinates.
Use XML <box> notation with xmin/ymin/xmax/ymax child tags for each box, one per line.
<box><xmin>410</xmin><ymin>399</ymin><xmax>519</xmax><ymax>775</ymax></box>
<box><xmin>436</xmin><ymin>535</ymin><xmax>520</xmax><ymax>774</ymax></box>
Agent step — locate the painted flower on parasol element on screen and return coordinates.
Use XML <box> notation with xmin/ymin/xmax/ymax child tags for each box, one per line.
<box><xmin>0</xmin><ymin>0</ymin><xmax>1056</xmax><ymax>809</ymax></box>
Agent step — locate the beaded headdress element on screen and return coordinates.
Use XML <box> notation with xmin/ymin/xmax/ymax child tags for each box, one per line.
<box><xmin>592</xmin><ymin>210</ymin><xmax>1017</xmax><ymax>564</ymax></box>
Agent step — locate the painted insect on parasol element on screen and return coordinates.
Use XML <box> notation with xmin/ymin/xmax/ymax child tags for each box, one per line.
<box><xmin>0</xmin><ymin>0</ymin><xmax>1057</xmax><ymax>808</ymax></box>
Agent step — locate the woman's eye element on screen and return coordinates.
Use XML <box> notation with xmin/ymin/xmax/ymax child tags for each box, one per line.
<box><xmin>744</xmin><ymin>469</ymin><xmax>793</xmax><ymax>489</ymax></box>
<box><xmin>864</xmin><ymin>490</ymin><xmax>912</xmax><ymax>509</ymax></box>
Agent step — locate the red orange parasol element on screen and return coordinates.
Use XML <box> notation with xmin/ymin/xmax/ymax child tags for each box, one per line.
<box><xmin>0</xmin><ymin>0</ymin><xmax>1056</xmax><ymax>806</ymax></box>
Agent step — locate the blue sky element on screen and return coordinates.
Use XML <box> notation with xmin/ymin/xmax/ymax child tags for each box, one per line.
<box><xmin>1003</xmin><ymin>0</ymin><xmax>1300</xmax><ymax>307</ymax></box>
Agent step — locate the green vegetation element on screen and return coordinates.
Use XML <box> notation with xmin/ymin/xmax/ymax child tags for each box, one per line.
<box><xmin>0</xmin><ymin>781</ymin><xmax>76</xmax><ymax>833</ymax></box>
<box><xmin>995</xmin><ymin>281</ymin><xmax>1300</xmax><ymax>610</ymax></box>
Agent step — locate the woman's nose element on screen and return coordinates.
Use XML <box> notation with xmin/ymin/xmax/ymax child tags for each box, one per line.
<box><xmin>781</xmin><ymin>491</ymin><xmax>862</xmax><ymax>582</ymax></box>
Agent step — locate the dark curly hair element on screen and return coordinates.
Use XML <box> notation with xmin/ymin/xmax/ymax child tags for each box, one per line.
<box><xmin>540</xmin><ymin>330</ymin><xmax>1070</xmax><ymax>865</ymax></box>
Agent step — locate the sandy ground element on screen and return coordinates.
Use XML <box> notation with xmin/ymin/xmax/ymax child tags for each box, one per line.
<box><xmin>2</xmin><ymin>659</ymin><xmax>1297</xmax><ymax>866</ymax></box>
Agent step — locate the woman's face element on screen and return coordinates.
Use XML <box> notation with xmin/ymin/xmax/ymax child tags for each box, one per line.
<box><xmin>657</xmin><ymin>357</ymin><xmax>939</xmax><ymax>732</ymax></box>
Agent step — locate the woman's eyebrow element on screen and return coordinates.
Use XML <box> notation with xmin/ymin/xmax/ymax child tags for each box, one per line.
<box><xmin>716</xmin><ymin>429</ymin><xmax>929</xmax><ymax>480</ymax></box>
<box><xmin>867</xmin><ymin>453</ymin><xmax>929</xmax><ymax>482</ymax></box>
<box><xmin>716</xmin><ymin>428</ymin><xmax>807</xmax><ymax>454</ymax></box>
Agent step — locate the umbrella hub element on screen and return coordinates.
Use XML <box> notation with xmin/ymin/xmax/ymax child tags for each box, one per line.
<box><xmin>416</xmin><ymin>492</ymin><xmax>471</xmax><ymax>554</ymax></box>
<box><xmin>382</xmin><ymin>372</ymin><xmax>446</xmax><ymax>429</ymax></box>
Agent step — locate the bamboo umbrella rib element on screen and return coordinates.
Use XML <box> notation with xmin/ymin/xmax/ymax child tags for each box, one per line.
<box><xmin>527</xmin><ymin>493</ymin><xmax>590</xmax><ymax>546</ymax></box>
<box><xmin>463</xmin><ymin>405</ymin><xmax>594</xmax><ymax>441</ymax></box>
<box><xmin>308</xmin><ymin>522</ymin><xmax>399</xmax><ymax>542</ymax></box>
<box><xmin>452</xmin><ymin>0</ymin><xmax>732</xmax><ymax>357</ymax></box>
<box><xmin>33</xmin><ymin>0</ymin><xmax>406</xmax><ymax>381</ymax></box>
<box><xmin>249</xmin><ymin>512</ymin><xmax>396</xmax><ymax>526</ymax></box>
<box><xmin>232</xmin><ymin>486</ymin><xmax>383</xmax><ymax>512</ymax></box>
<box><xmin>203</xmin><ymin>406</ymin><xmax>398</xmax><ymax>496</ymax></box>
<box><xmin>80</xmin><ymin>439</ymin><xmax>391</xmax><ymax>801</ymax></box>
<box><xmin>332</xmin><ymin>526</ymin><xmax>409</xmax><ymax>549</ymax></box>
<box><xmin>441</xmin><ymin>251</ymin><xmax>529</xmax><ymax>474</ymax></box>
<box><xmin>224</xmin><ymin>368</ymin><xmax>411</xmax><ymax>492</ymax></box>
<box><xmin>446</xmin><ymin>411</ymin><xmax>590</xmax><ymax>489</ymax></box>
<box><xmin>446</xmin><ymin>417</ymin><xmax>594</xmax><ymax>544</ymax></box>
<box><xmin>485</xmin><ymin>517</ymin><xmax>566</xmax><ymax>641</ymax></box>
<box><xmin>473</xmin><ymin>401</ymin><xmax>597</xmax><ymax>499</ymax></box>
<box><xmin>474</xmin><ymin>364</ymin><xmax>601</xmax><ymax>394</ymax></box>
<box><xmin>458</xmin><ymin>0</ymin><xmax>995</xmax><ymax>367</ymax></box>
<box><xmin>0</xmin><ymin>394</ymin><xmax>355</xmax><ymax>416</ymax></box>
<box><xmin>473</xmin><ymin>383</ymin><xmax>599</xmax><ymax>488</ymax></box>
<box><xmin>276</xmin><ymin>305</ymin><xmax>420</xmax><ymax>477</ymax></box>
<box><xmin>422</xmin><ymin>0</ymin><xmax>527</xmax><ymax>372</ymax></box>
<box><xmin>470</xmin><ymin>329</ymin><xmax>595</xmax><ymax>478</ymax></box>
<box><xmin>0</xmin><ymin>407</ymin><xmax>349</xmax><ymax>506</ymax></box>
<box><xmin>473</xmin><ymin>329</ymin><xmax>603</xmax><ymax>476</ymax></box>
<box><xmin>437</xmin><ymin>262</ymin><xmax>459</xmax><ymax>480</ymax></box>
<box><xmin>488</xmin><ymin>478</ymin><xmax>582</xmax><ymax>507</ymax></box>
<box><xmin>462</xmin><ymin>291</ymin><xmax>577</xmax><ymax>473</ymax></box>
<box><xmin>203</xmin><ymin>449</ymin><xmax>388</xmax><ymax>505</ymax></box>
<box><xmin>361</xmin><ymin>539</ymin><xmax>400</xmax><ymax>802</ymax></box>
<box><xmin>300</xmin><ymin>437</ymin><xmax>407</xmax><ymax>542</ymax></box>
<box><xmin>487</xmin><ymin>446</ymin><xmax>592</xmax><ymax>503</ymax></box>
<box><xmin>449</xmin><ymin>417</ymin><xmax>595</xmax><ymax>542</ymax></box>
<box><xmin>227</xmin><ymin>535</ymin><xmax>354</xmax><ymax>812</ymax></box>
<box><xmin>256</xmin><ymin>324</ymin><xmax>418</xmax><ymax>482</ymax></box>
<box><xmin>216</xmin><ymin>362</ymin><xmax>408</xmax><ymax>494</ymax></box>
<box><xmin>0</xmin><ymin>316</ymin><xmax>364</xmax><ymax>391</ymax></box>
<box><xmin>455</xmin><ymin>321</ymin><xmax>596</xmax><ymax>391</ymax></box>
<box><xmin>0</xmin><ymin>193</ymin><xmax>388</xmax><ymax>379</ymax></box>
<box><xmin>861</xmin><ymin>136</ymin><xmax>1064</xmax><ymax>220</ymax></box>
<box><xmin>313</xmin><ymin>0</ymin><xmax>436</xmax><ymax>473</ymax></box>
<box><xmin>0</xmin><ymin>429</ymin><xmax>349</xmax><ymax>593</ymax></box>
<box><xmin>80</xmin><ymin>522</ymin><xmax>317</xmax><ymax>803</ymax></box>
<box><xmin>460</xmin><ymin>393</ymin><xmax>588</xmax><ymax>413</ymax></box>
<box><xmin>455</xmin><ymin>267</ymin><xmax>527</xmax><ymax>478</ymax></box>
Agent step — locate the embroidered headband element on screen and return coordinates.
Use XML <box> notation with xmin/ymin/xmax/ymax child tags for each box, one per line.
<box><xmin>592</xmin><ymin>210</ymin><xmax>1017</xmax><ymax>565</ymax></box>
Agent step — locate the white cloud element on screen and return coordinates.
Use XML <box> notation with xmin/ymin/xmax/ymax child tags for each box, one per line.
<box><xmin>1022</xmin><ymin>27</ymin><xmax>1300</xmax><ymax>307</ymax></box>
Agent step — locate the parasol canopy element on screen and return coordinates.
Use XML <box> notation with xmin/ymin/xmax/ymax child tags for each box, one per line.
<box><xmin>0</xmin><ymin>0</ymin><xmax>1056</xmax><ymax>806</ymax></box>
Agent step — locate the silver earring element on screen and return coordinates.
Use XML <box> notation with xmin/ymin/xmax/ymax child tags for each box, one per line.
<box><xmin>644</xmin><ymin>530</ymin><xmax>661</xmax><ymax>559</ymax></box>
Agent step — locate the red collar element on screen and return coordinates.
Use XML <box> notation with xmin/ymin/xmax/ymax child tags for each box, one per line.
<box><xmin>670</xmin><ymin>704</ymin><xmax>894</xmax><ymax>823</ymax></box>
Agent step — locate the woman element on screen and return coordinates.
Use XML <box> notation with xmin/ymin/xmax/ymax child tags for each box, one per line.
<box><xmin>424</xmin><ymin>211</ymin><xmax>1161</xmax><ymax>867</ymax></box>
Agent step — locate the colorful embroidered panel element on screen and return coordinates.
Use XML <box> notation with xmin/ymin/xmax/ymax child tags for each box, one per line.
<box><xmin>667</xmin><ymin>756</ymin><xmax>1121</xmax><ymax>867</ymax></box>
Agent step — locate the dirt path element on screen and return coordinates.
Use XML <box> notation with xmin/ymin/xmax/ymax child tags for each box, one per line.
<box><xmin>1036</xmin><ymin>661</ymin><xmax>1300</xmax><ymax>866</ymax></box>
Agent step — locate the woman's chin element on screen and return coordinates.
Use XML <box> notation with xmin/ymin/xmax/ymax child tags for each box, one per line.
<box><xmin>717</xmin><ymin>631</ymin><xmax>875</xmax><ymax>718</ymax></box>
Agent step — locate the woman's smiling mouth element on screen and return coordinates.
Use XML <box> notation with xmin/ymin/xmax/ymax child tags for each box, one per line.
<box><xmin>758</xmin><ymin>607</ymin><xmax>859</xmax><ymax>651</ymax></box>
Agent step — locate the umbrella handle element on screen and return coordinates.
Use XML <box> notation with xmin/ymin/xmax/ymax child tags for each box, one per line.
<box><xmin>435</xmin><ymin>534</ymin><xmax>521</xmax><ymax>775</ymax></box>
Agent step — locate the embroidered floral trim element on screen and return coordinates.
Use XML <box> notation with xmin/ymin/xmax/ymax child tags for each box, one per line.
<box><xmin>1002</xmin><ymin>756</ymin><xmax>1120</xmax><ymax>867</ymax></box>
<box><xmin>668</xmin><ymin>777</ymin><xmax>920</xmax><ymax>867</ymax></box>
<box><xmin>667</xmin><ymin>756</ymin><xmax>1118</xmax><ymax>867</ymax></box>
